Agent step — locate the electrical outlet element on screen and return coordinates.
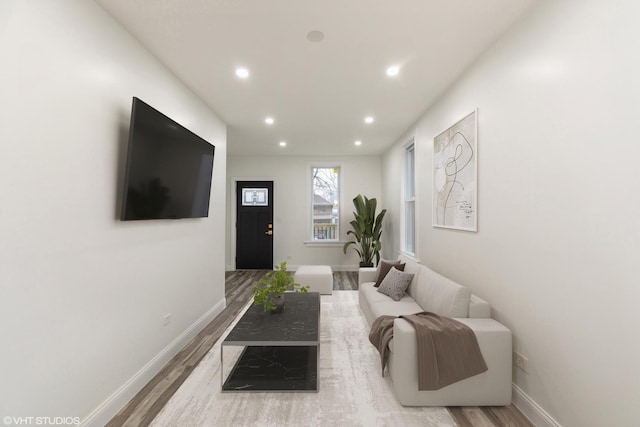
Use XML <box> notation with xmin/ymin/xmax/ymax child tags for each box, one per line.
<box><xmin>163</xmin><ymin>313</ymin><xmax>172</xmax><ymax>326</ymax></box>
<box><xmin>514</xmin><ymin>351</ymin><xmax>529</xmax><ymax>373</ymax></box>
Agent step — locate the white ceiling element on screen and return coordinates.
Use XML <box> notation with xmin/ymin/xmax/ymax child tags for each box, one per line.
<box><xmin>96</xmin><ymin>0</ymin><xmax>534</xmax><ymax>156</ymax></box>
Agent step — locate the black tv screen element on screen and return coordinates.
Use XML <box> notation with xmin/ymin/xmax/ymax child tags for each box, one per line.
<box><xmin>120</xmin><ymin>97</ymin><xmax>215</xmax><ymax>220</ymax></box>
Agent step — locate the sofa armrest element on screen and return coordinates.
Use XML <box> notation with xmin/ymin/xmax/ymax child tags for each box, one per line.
<box><xmin>358</xmin><ymin>267</ymin><xmax>378</xmax><ymax>285</ymax></box>
<box><xmin>388</xmin><ymin>317</ymin><xmax>512</xmax><ymax>406</ymax></box>
<box><xmin>468</xmin><ymin>294</ymin><xmax>491</xmax><ymax>318</ymax></box>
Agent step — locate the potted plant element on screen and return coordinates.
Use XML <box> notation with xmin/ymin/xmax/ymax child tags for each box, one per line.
<box><xmin>253</xmin><ymin>262</ymin><xmax>309</xmax><ymax>313</ymax></box>
<box><xmin>343</xmin><ymin>194</ymin><xmax>387</xmax><ymax>267</ymax></box>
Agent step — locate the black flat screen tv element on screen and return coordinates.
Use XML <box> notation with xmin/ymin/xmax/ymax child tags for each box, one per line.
<box><xmin>120</xmin><ymin>97</ymin><xmax>215</xmax><ymax>220</ymax></box>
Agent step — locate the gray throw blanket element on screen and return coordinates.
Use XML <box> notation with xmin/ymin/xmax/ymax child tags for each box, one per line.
<box><xmin>368</xmin><ymin>312</ymin><xmax>488</xmax><ymax>390</ymax></box>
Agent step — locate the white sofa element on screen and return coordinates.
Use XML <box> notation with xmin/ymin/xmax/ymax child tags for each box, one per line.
<box><xmin>359</xmin><ymin>256</ymin><xmax>512</xmax><ymax>406</ymax></box>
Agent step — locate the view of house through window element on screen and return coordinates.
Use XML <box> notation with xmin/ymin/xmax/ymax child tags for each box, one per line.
<box><xmin>312</xmin><ymin>167</ymin><xmax>340</xmax><ymax>240</ymax></box>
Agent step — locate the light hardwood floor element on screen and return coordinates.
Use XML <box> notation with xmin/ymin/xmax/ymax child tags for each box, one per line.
<box><xmin>108</xmin><ymin>270</ymin><xmax>532</xmax><ymax>427</ymax></box>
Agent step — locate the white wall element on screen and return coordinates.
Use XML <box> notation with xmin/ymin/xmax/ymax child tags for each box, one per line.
<box><xmin>0</xmin><ymin>0</ymin><xmax>227</xmax><ymax>423</ymax></box>
<box><xmin>227</xmin><ymin>155</ymin><xmax>382</xmax><ymax>270</ymax></box>
<box><xmin>382</xmin><ymin>0</ymin><xmax>640</xmax><ymax>426</ymax></box>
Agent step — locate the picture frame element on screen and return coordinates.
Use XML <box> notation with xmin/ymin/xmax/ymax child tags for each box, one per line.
<box><xmin>432</xmin><ymin>109</ymin><xmax>478</xmax><ymax>232</ymax></box>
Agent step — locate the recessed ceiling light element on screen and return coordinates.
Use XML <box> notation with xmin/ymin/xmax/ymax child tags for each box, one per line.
<box><xmin>307</xmin><ymin>31</ymin><xmax>325</xmax><ymax>42</ymax></box>
<box><xmin>354</xmin><ymin>140</ymin><xmax>362</xmax><ymax>146</ymax></box>
<box><xmin>265</xmin><ymin>117</ymin><xmax>274</xmax><ymax>125</ymax></box>
<box><xmin>279</xmin><ymin>141</ymin><xmax>287</xmax><ymax>147</ymax></box>
<box><xmin>364</xmin><ymin>116</ymin><xmax>374</xmax><ymax>124</ymax></box>
<box><xmin>386</xmin><ymin>65</ymin><xmax>400</xmax><ymax>77</ymax></box>
<box><xmin>235</xmin><ymin>67</ymin><xmax>249</xmax><ymax>79</ymax></box>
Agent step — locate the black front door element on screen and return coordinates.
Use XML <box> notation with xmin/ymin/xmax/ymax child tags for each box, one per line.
<box><xmin>236</xmin><ymin>181</ymin><xmax>274</xmax><ymax>269</ymax></box>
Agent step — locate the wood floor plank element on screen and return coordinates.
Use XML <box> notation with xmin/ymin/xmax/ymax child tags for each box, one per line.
<box><xmin>108</xmin><ymin>269</ymin><xmax>532</xmax><ymax>427</ymax></box>
<box><xmin>448</xmin><ymin>407</ymin><xmax>476</xmax><ymax>427</ymax></box>
<box><xmin>480</xmin><ymin>407</ymin><xmax>506</xmax><ymax>426</ymax></box>
<box><xmin>482</xmin><ymin>405</ymin><xmax>535</xmax><ymax>427</ymax></box>
<box><xmin>461</xmin><ymin>407</ymin><xmax>498</xmax><ymax>427</ymax></box>
<box><xmin>333</xmin><ymin>271</ymin><xmax>359</xmax><ymax>290</ymax></box>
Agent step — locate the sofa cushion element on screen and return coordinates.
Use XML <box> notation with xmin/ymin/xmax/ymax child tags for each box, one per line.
<box><xmin>414</xmin><ymin>265</ymin><xmax>471</xmax><ymax>318</ymax></box>
<box><xmin>370</xmin><ymin>297</ymin><xmax>423</xmax><ymax>321</ymax></box>
<box><xmin>400</xmin><ymin>259</ymin><xmax>422</xmax><ymax>299</ymax></box>
<box><xmin>359</xmin><ymin>282</ymin><xmax>421</xmax><ymax>326</ymax></box>
<box><xmin>377</xmin><ymin>267</ymin><xmax>414</xmax><ymax>301</ymax></box>
<box><xmin>375</xmin><ymin>259</ymin><xmax>405</xmax><ymax>287</ymax></box>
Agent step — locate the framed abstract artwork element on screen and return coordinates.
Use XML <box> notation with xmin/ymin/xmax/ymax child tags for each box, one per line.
<box><xmin>433</xmin><ymin>110</ymin><xmax>478</xmax><ymax>232</ymax></box>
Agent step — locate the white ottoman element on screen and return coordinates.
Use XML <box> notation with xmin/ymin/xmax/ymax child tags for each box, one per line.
<box><xmin>294</xmin><ymin>265</ymin><xmax>333</xmax><ymax>295</ymax></box>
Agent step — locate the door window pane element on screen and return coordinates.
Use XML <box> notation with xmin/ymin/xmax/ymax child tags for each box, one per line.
<box><xmin>242</xmin><ymin>188</ymin><xmax>269</xmax><ymax>206</ymax></box>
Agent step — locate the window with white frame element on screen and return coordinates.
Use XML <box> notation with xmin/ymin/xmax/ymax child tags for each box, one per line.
<box><xmin>404</xmin><ymin>142</ymin><xmax>416</xmax><ymax>254</ymax></box>
<box><xmin>311</xmin><ymin>166</ymin><xmax>340</xmax><ymax>241</ymax></box>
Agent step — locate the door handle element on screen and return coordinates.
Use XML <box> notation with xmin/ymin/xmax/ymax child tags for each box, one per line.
<box><xmin>265</xmin><ymin>230</ymin><xmax>273</xmax><ymax>235</ymax></box>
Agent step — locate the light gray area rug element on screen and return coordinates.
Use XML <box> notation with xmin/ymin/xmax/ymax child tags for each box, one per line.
<box><xmin>150</xmin><ymin>291</ymin><xmax>455</xmax><ymax>427</ymax></box>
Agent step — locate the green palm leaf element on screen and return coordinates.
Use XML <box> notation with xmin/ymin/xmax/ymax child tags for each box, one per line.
<box><xmin>342</xmin><ymin>194</ymin><xmax>387</xmax><ymax>266</ymax></box>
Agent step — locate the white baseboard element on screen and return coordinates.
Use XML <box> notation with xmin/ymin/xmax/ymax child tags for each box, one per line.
<box><xmin>80</xmin><ymin>298</ymin><xmax>227</xmax><ymax>427</ymax></box>
<box><xmin>227</xmin><ymin>265</ymin><xmax>359</xmax><ymax>272</ymax></box>
<box><xmin>330</xmin><ymin>265</ymin><xmax>359</xmax><ymax>272</ymax></box>
<box><xmin>512</xmin><ymin>384</ymin><xmax>561</xmax><ymax>427</ymax></box>
<box><xmin>288</xmin><ymin>264</ymin><xmax>359</xmax><ymax>272</ymax></box>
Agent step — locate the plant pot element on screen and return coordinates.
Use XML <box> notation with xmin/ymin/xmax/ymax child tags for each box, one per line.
<box><xmin>269</xmin><ymin>295</ymin><xmax>285</xmax><ymax>314</ymax></box>
<box><xmin>359</xmin><ymin>262</ymin><xmax>374</xmax><ymax>268</ymax></box>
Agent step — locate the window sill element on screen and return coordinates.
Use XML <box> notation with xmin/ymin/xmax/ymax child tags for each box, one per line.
<box><xmin>304</xmin><ymin>240</ymin><xmax>346</xmax><ymax>247</ymax></box>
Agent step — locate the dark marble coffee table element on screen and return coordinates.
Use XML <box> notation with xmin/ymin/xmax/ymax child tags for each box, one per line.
<box><xmin>221</xmin><ymin>292</ymin><xmax>320</xmax><ymax>392</ymax></box>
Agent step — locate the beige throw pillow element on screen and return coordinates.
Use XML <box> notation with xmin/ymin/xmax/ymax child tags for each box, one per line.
<box><xmin>377</xmin><ymin>267</ymin><xmax>414</xmax><ymax>301</ymax></box>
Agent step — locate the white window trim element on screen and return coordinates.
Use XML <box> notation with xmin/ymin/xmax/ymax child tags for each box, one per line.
<box><xmin>305</xmin><ymin>162</ymin><xmax>344</xmax><ymax>244</ymax></box>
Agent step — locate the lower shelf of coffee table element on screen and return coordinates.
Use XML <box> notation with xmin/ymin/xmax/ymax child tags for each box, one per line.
<box><xmin>222</xmin><ymin>345</ymin><xmax>318</xmax><ymax>392</ymax></box>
